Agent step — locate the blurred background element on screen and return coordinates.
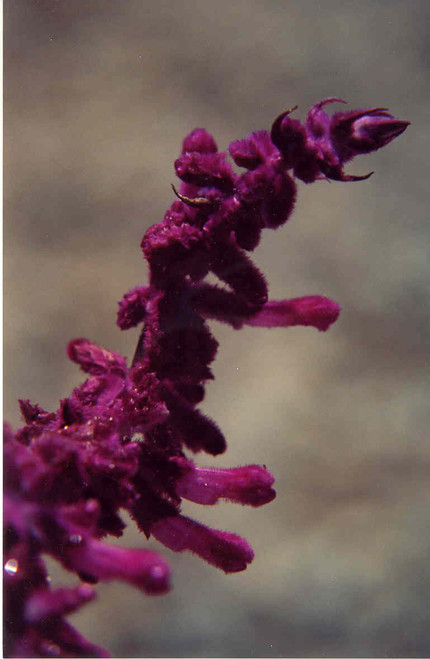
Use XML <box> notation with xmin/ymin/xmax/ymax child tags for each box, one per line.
<box><xmin>4</xmin><ymin>1</ymin><xmax>430</xmax><ymax>656</ymax></box>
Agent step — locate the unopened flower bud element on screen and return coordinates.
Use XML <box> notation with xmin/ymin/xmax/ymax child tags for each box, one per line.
<box><xmin>331</xmin><ymin>107</ymin><xmax>410</xmax><ymax>161</ymax></box>
<box><xmin>182</xmin><ymin>128</ymin><xmax>218</xmax><ymax>154</ymax></box>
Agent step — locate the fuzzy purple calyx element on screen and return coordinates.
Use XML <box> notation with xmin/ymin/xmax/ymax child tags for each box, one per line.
<box><xmin>117</xmin><ymin>286</ymin><xmax>150</xmax><ymax>330</ymax></box>
<box><xmin>67</xmin><ymin>339</ymin><xmax>127</xmax><ymax>377</ymax></box>
<box><xmin>229</xmin><ymin>130</ymin><xmax>276</xmax><ymax>169</ymax></box>
<box><xmin>182</xmin><ymin>128</ymin><xmax>218</xmax><ymax>154</ymax></box>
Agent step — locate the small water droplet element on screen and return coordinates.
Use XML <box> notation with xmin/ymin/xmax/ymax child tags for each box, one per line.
<box><xmin>46</xmin><ymin>575</ymin><xmax>52</xmax><ymax>584</ymax></box>
<box><xmin>149</xmin><ymin>565</ymin><xmax>165</xmax><ymax>580</ymax></box>
<box><xmin>68</xmin><ymin>534</ymin><xmax>83</xmax><ymax>546</ymax></box>
<box><xmin>85</xmin><ymin>499</ymin><xmax>98</xmax><ymax>513</ymax></box>
<box><xmin>108</xmin><ymin>463</ymin><xmax>115</xmax><ymax>470</ymax></box>
<box><xmin>40</xmin><ymin>642</ymin><xmax>60</xmax><ymax>657</ymax></box>
<box><xmin>4</xmin><ymin>558</ymin><xmax>19</xmax><ymax>575</ymax></box>
<box><xmin>78</xmin><ymin>583</ymin><xmax>94</xmax><ymax>599</ymax></box>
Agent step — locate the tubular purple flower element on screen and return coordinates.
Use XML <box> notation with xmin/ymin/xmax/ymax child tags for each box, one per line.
<box><xmin>11</xmin><ymin>625</ymin><xmax>110</xmax><ymax>659</ymax></box>
<box><xmin>25</xmin><ymin>585</ymin><xmax>95</xmax><ymax>625</ymax></box>
<box><xmin>60</xmin><ymin>540</ymin><xmax>171</xmax><ymax>595</ymax></box>
<box><xmin>245</xmin><ymin>296</ymin><xmax>341</xmax><ymax>331</ymax></box>
<box><xmin>174</xmin><ymin>460</ymin><xmax>276</xmax><ymax>506</ymax></box>
<box><xmin>151</xmin><ymin>515</ymin><xmax>254</xmax><ymax>573</ymax></box>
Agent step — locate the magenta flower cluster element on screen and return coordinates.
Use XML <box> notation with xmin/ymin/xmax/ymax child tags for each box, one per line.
<box><xmin>4</xmin><ymin>99</ymin><xmax>408</xmax><ymax>657</ymax></box>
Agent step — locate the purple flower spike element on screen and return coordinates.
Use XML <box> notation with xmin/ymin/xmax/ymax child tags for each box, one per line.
<box><xmin>245</xmin><ymin>296</ymin><xmax>341</xmax><ymax>331</ymax></box>
<box><xmin>5</xmin><ymin>98</ymin><xmax>408</xmax><ymax>656</ymax></box>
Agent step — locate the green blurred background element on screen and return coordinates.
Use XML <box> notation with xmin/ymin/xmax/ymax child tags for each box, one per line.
<box><xmin>4</xmin><ymin>1</ymin><xmax>430</xmax><ymax>656</ymax></box>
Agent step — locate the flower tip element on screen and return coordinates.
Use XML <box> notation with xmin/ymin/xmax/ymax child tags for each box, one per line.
<box><xmin>139</xmin><ymin>562</ymin><xmax>171</xmax><ymax>595</ymax></box>
<box><xmin>354</xmin><ymin>115</ymin><xmax>410</xmax><ymax>149</ymax></box>
<box><xmin>253</xmin><ymin>485</ymin><xmax>276</xmax><ymax>506</ymax></box>
<box><xmin>311</xmin><ymin>297</ymin><xmax>341</xmax><ymax>331</ymax></box>
<box><xmin>380</xmin><ymin>119</ymin><xmax>410</xmax><ymax>141</ymax></box>
<box><xmin>331</xmin><ymin>108</ymin><xmax>410</xmax><ymax>161</ymax></box>
<box><xmin>182</xmin><ymin>128</ymin><xmax>218</xmax><ymax>154</ymax></box>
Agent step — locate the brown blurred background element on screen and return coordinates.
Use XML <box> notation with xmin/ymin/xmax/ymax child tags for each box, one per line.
<box><xmin>4</xmin><ymin>1</ymin><xmax>430</xmax><ymax>656</ymax></box>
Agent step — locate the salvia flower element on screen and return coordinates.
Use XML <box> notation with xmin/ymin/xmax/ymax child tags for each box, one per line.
<box><xmin>4</xmin><ymin>99</ymin><xmax>408</xmax><ymax>657</ymax></box>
